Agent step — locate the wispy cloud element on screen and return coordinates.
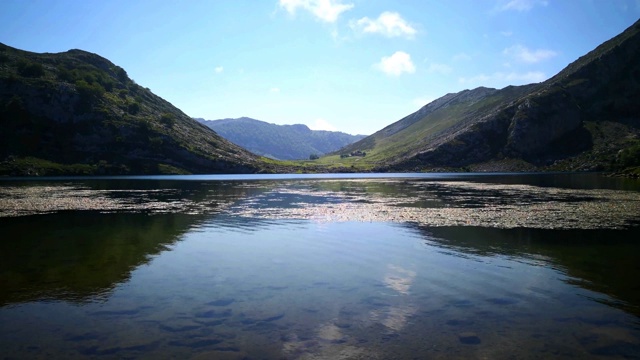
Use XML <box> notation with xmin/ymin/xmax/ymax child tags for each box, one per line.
<box><xmin>452</xmin><ymin>52</ymin><xmax>472</xmax><ymax>61</ymax></box>
<box><xmin>496</xmin><ymin>0</ymin><xmax>548</xmax><ymax>12</ymax></box>
<box><xmin>310</xmin><ymin>118</ymin><xmax>337</xmax><ymax>131</ymax></box>
<box><xmin>375</xmin><ymin>51</ymin><xmax>416</xmax><ymax>76</ymax></box>
<box><xmin>500</xmin><ymin>30</ymin><xmax>513</xmax><ymax>37</ymax></box>
<box><xmin>427</xmin><ymin>63</ymin><xmax>453</xmax><ymax>75</ymax></box>
<box><xmin>412</xmin><ymin>96</ymin><xmax>436</xmax><ymax>108</ymax></box>
<box><xmin>269</xmin><ymin>87</ymin><xmax>280</xmax><ymax>93</ymax></box>
<box><xmin>350</xmin><ymin>12</ymin><xmax>417</xmax><ymax>38</ymax></box>
<box><xmin>278</xmin><ymin>0</ymin><xmax>354</xmax><ymax>23</ymax></box>
<box><xmin>459</xmin><ymin>71</ymin><xmax>547</xmax><ymax>85</ymax></box>
<box><xmin>214</xmin><ymin>66</ymin><xmax>224</xmax><ymax>73</ymax></box>
<box><xmin>503</xmin><ymin>44</ymin><xmax>557</xmax><ymax>63</ymax></box>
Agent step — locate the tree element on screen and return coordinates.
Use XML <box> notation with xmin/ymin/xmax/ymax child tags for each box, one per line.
<box><xmin>127</xmin><ymin>101</ymin><xmax>140</xmax><ymax>115</ymax></box>
<box><xmin>160</xmin><ymin>113</ymin><xmax>175</xmax><ymax>128</ymax></box>
<box><xmin>75</xmin><ymin>80</ymin><xmax>105</xmax><ymax>110</ymax></box>
<box><xmin>309</xmin><ymin>154</ymin><xmax>320</xmax><ymax>160</ymax></box>
<box><xmin>114</xmin><ymin>66</ymin><xmax>128</xmax><ymax>82</ymax></box>
<box><xmin>17</xmin><ymin>60</ymin><xmax>44</xmax><ymax>78</ymax></box>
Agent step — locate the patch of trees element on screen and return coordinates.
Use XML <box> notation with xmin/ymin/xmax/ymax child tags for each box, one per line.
<box><xmin>159</xmin><ymin>113</ymin><xmax>175</xmax><ymax>128</ymax></box>
<box><xmin>16</xmin><ymin>60</ymin><xmax>44</xmax><ymax>78</ymax></box>
<box><xmin>75</xmin><ymin>80</ymin><xmax>105</xmax><ymax>111</ymax></box>
<box><xmin>58</xmin><ymin>63</ymin><xmax>115</xmax><ymax>92</ymax></box>
<box><xmin>618</xmin><ymin>141</ymin><xmax>640</xmax><ymax>167</ymax></box>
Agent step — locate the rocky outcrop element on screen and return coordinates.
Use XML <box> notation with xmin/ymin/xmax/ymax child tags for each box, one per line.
<box><xmin>505</xmin><ymin>87</ymin><xmax>582</xmax><ymax>157</ymax></box>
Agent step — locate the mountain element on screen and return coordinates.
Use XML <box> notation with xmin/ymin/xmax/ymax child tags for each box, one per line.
<box><xmin>196</xmin><ymin>117</ymin><xmax>366</xmax><ymax>160</ymax></box>
<box><xmin>0</xmin><ymin>43</ymin><xmax>268</xmax><ymax>176</ymax></box>
<box><xmin>331</xmin><ymin>19</ymin><xmax>640</xmax><ymax>173</ymax></box>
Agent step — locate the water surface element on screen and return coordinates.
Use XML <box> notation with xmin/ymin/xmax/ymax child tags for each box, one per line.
<box><xmin>1</xmin><ymin>173</ymin><xmax>640</xmax><ymax>359</ymax></box>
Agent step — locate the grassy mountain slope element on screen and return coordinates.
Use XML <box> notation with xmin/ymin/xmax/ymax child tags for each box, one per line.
<box><xmin>0</xmin><ymin>43</ymin><xmax>267</xmax><ymax>175</ymax></box>
<box><xmin>328</xmin><ymin>85</ymin><xmax>537</xmax><ymax>166</ymax></box>
<box><xmin>324</xmin><ymin>19</ymin><xmax>640</xmax><ymax>173</ymax></box>
<box><xmin>197</xmin><ymin>117</ymin><xmax>366</xmax><ymax>160</ymax></box>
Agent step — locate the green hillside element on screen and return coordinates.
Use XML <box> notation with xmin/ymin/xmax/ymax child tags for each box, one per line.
<box><xmin>320</xmin><ymin>19</ymin><xmax>640</xmax><ymax>174</ymax></box>
<box><xmin>0</xmin><ymin>43</ymin><xmax>269</xmax><ymax>175</ymax></box>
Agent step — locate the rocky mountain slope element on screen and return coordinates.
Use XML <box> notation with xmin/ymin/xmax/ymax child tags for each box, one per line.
<box><xmin>332</xmin><ymin>19</ymin><xmax>640</xmax><ymax>173</ymax></box>
<box><xmin>197</xmin><ymin>117</ymin><xmax>366</xmax><ymax>160</ymax></box>
<box><xmin>0</xmin><ymin>43</ymin><xmax>268</xmax><ymax>175</ymax></box>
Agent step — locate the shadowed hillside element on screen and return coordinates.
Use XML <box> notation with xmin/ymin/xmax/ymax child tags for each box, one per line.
<box><xmin>0</xmin><ymin>43</ymin><xmax>270</xmax><ymax>176</ymax></box>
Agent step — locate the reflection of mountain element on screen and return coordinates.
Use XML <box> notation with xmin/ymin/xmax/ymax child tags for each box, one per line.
<box><xmin>420</xmin><ymin>226</ymin><xmax>640</xmax><ymax>317</ymax></box>
<box><xmin>0</xmin><ymin>212</ymin><xmax>208</xmax><ymax>305</ymax></box>
<box><xmin>0</xmin><ymin>179</ymin><xmax>278</xmax><ymax>306</ymax></box>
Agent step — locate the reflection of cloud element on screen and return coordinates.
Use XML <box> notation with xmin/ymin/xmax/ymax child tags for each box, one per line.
<box><xmin>384</xmin><ymin>264</ymin><xmax>416</xmax><ymax>294</ymax></box>
<box><xmin>282</xmin><ymin>322</ymin><xmax>369</xmax><ymax>358</ymax></box>
<box><xmin>369</xmin><ymin>305</ymin><xmax>416</xmax><ymax>331</ymax></box>
<box><xmin>317</xmin><ymin>323</ymin><xmax>345</xmax><ymax>341</ymax></box>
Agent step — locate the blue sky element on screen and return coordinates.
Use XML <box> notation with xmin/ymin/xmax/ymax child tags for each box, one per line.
<box><xmin>1</xmin><ymin>1</ymin><xmax>639</xmax><ymax>135</ymax></box>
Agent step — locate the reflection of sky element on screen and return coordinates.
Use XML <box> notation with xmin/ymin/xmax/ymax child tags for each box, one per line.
<box><xmin>2</xmin><ymin>215</ymin><xmax>639</xmax><ymax>358</ymax></box>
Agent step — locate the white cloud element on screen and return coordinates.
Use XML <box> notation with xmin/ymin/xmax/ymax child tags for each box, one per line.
<box><xmin>452</xmin><ymin>52</ymin><xmax>472</xmax><ymax>61</ymax></box>
<box><xmin>279</xmin><ymin>0</ymin><xmax>354</xmax><ymax>23</ymax></box>
<box><xmin>496</xmin><ymin>0</ymin><xmax>548</xmax><ymax>12</ymax></box>
<box><xmin>504</xmin><ymin>71</ymin><xmax>546</xmax><ymax>82</ymax></box>
<box><xmin>375</xmin><ymin>51</ymin><xmax>416</xmax><ymax>76</ymax></box>
<box><xmin>503</xmin><ymin>44</ymin><xmax>557</xmax><ymax>63</ymax></box>
<box><xmin>458</xmin><ymin>71</ymin><xmax>547</xmax><ymax>85</ymax></box>
<box><xmin>500</xmin><ymin>30</ymin><xmax>513</xmax><ymax>37</ymax></box>
<box><xmin>214</xmin><ymin>66</ymin><xmax>224</xmax><ymax>73</ymax></box>
<box><xmin>427</xmin><ymin>63</ymin><xmax>453</xmax><ymax>75</ymax></box>
<box><xmin>269</xmin><ymin>87</ymin><xmax>280</xmax><ymax>93</ymax></box>
<box><xmin>310</xmin><ymin>118</ymin><xmax>337</xmax><ymax>131</ymax></box>
<box><xmin>350</xmin><ymin>11</ymin><xmax>417</xmax><ymax>38</ymax></box>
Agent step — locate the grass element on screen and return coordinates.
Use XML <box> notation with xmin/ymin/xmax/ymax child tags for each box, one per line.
<box><xmin>0</xmin><ymin>157</ymin><xmax>96</xmax><ymax>176</ymax></box>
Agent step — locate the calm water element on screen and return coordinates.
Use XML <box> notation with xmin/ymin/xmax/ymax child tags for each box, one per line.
<box><xmin>1</xmin><ymin>173</ymin><xmax>640</xmax><ymax>359</ymax></box>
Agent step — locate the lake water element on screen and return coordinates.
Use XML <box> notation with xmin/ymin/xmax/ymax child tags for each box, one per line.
<box><xmin>1</xmin><ymin>173</ymin><xmax>640</xmax><ymax>359</ymax></box>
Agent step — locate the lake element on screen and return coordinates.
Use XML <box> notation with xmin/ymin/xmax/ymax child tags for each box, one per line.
<box><xmin>1</xmin><ymin>173</ymin><xmax>640</xmax><ymax>359</ymax></box>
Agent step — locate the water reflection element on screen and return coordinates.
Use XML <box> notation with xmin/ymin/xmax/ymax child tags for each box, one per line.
<box><xmin>1</xmin><ymin>175</ymin><xmax>640</xmax><ymax>358</ymax></box>
<box><xmin>0</xmin><ymin>212</ymin><xmax>207</xmax><ymax>305</ymax></box>
<box><xmin>422</xmin><ymin>226</ymin><xmax>640</xmax><ymax>317</ymax></box>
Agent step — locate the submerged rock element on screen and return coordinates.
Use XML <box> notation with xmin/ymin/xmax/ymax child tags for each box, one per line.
<box><xmin>458</xmin><ymin>332</ymin><xmax>481</xmax><ymax>345</ymax></box>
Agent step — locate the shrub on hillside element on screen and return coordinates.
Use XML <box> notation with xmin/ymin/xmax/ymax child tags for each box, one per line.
<box><xmin>17</xmin><ymin>60</ymin><xmax>44</xmax><ymax>78</ymax></box>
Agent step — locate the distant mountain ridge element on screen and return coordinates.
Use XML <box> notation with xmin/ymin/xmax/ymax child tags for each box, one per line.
<box><xmin>334</xmin><ymin>19</ymin><xmax>640</xmax><ymax>173</ymax></box>
<box><xmin>196</xmin><ymin>117</ymin><xmax>366</xmax><ymax>160</ymax></box>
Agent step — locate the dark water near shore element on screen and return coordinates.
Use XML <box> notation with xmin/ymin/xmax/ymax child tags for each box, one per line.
<box><xmin>1</xmin><ymin>173</ymin><xmax>640</xmax><ymax>359</ymax></box>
